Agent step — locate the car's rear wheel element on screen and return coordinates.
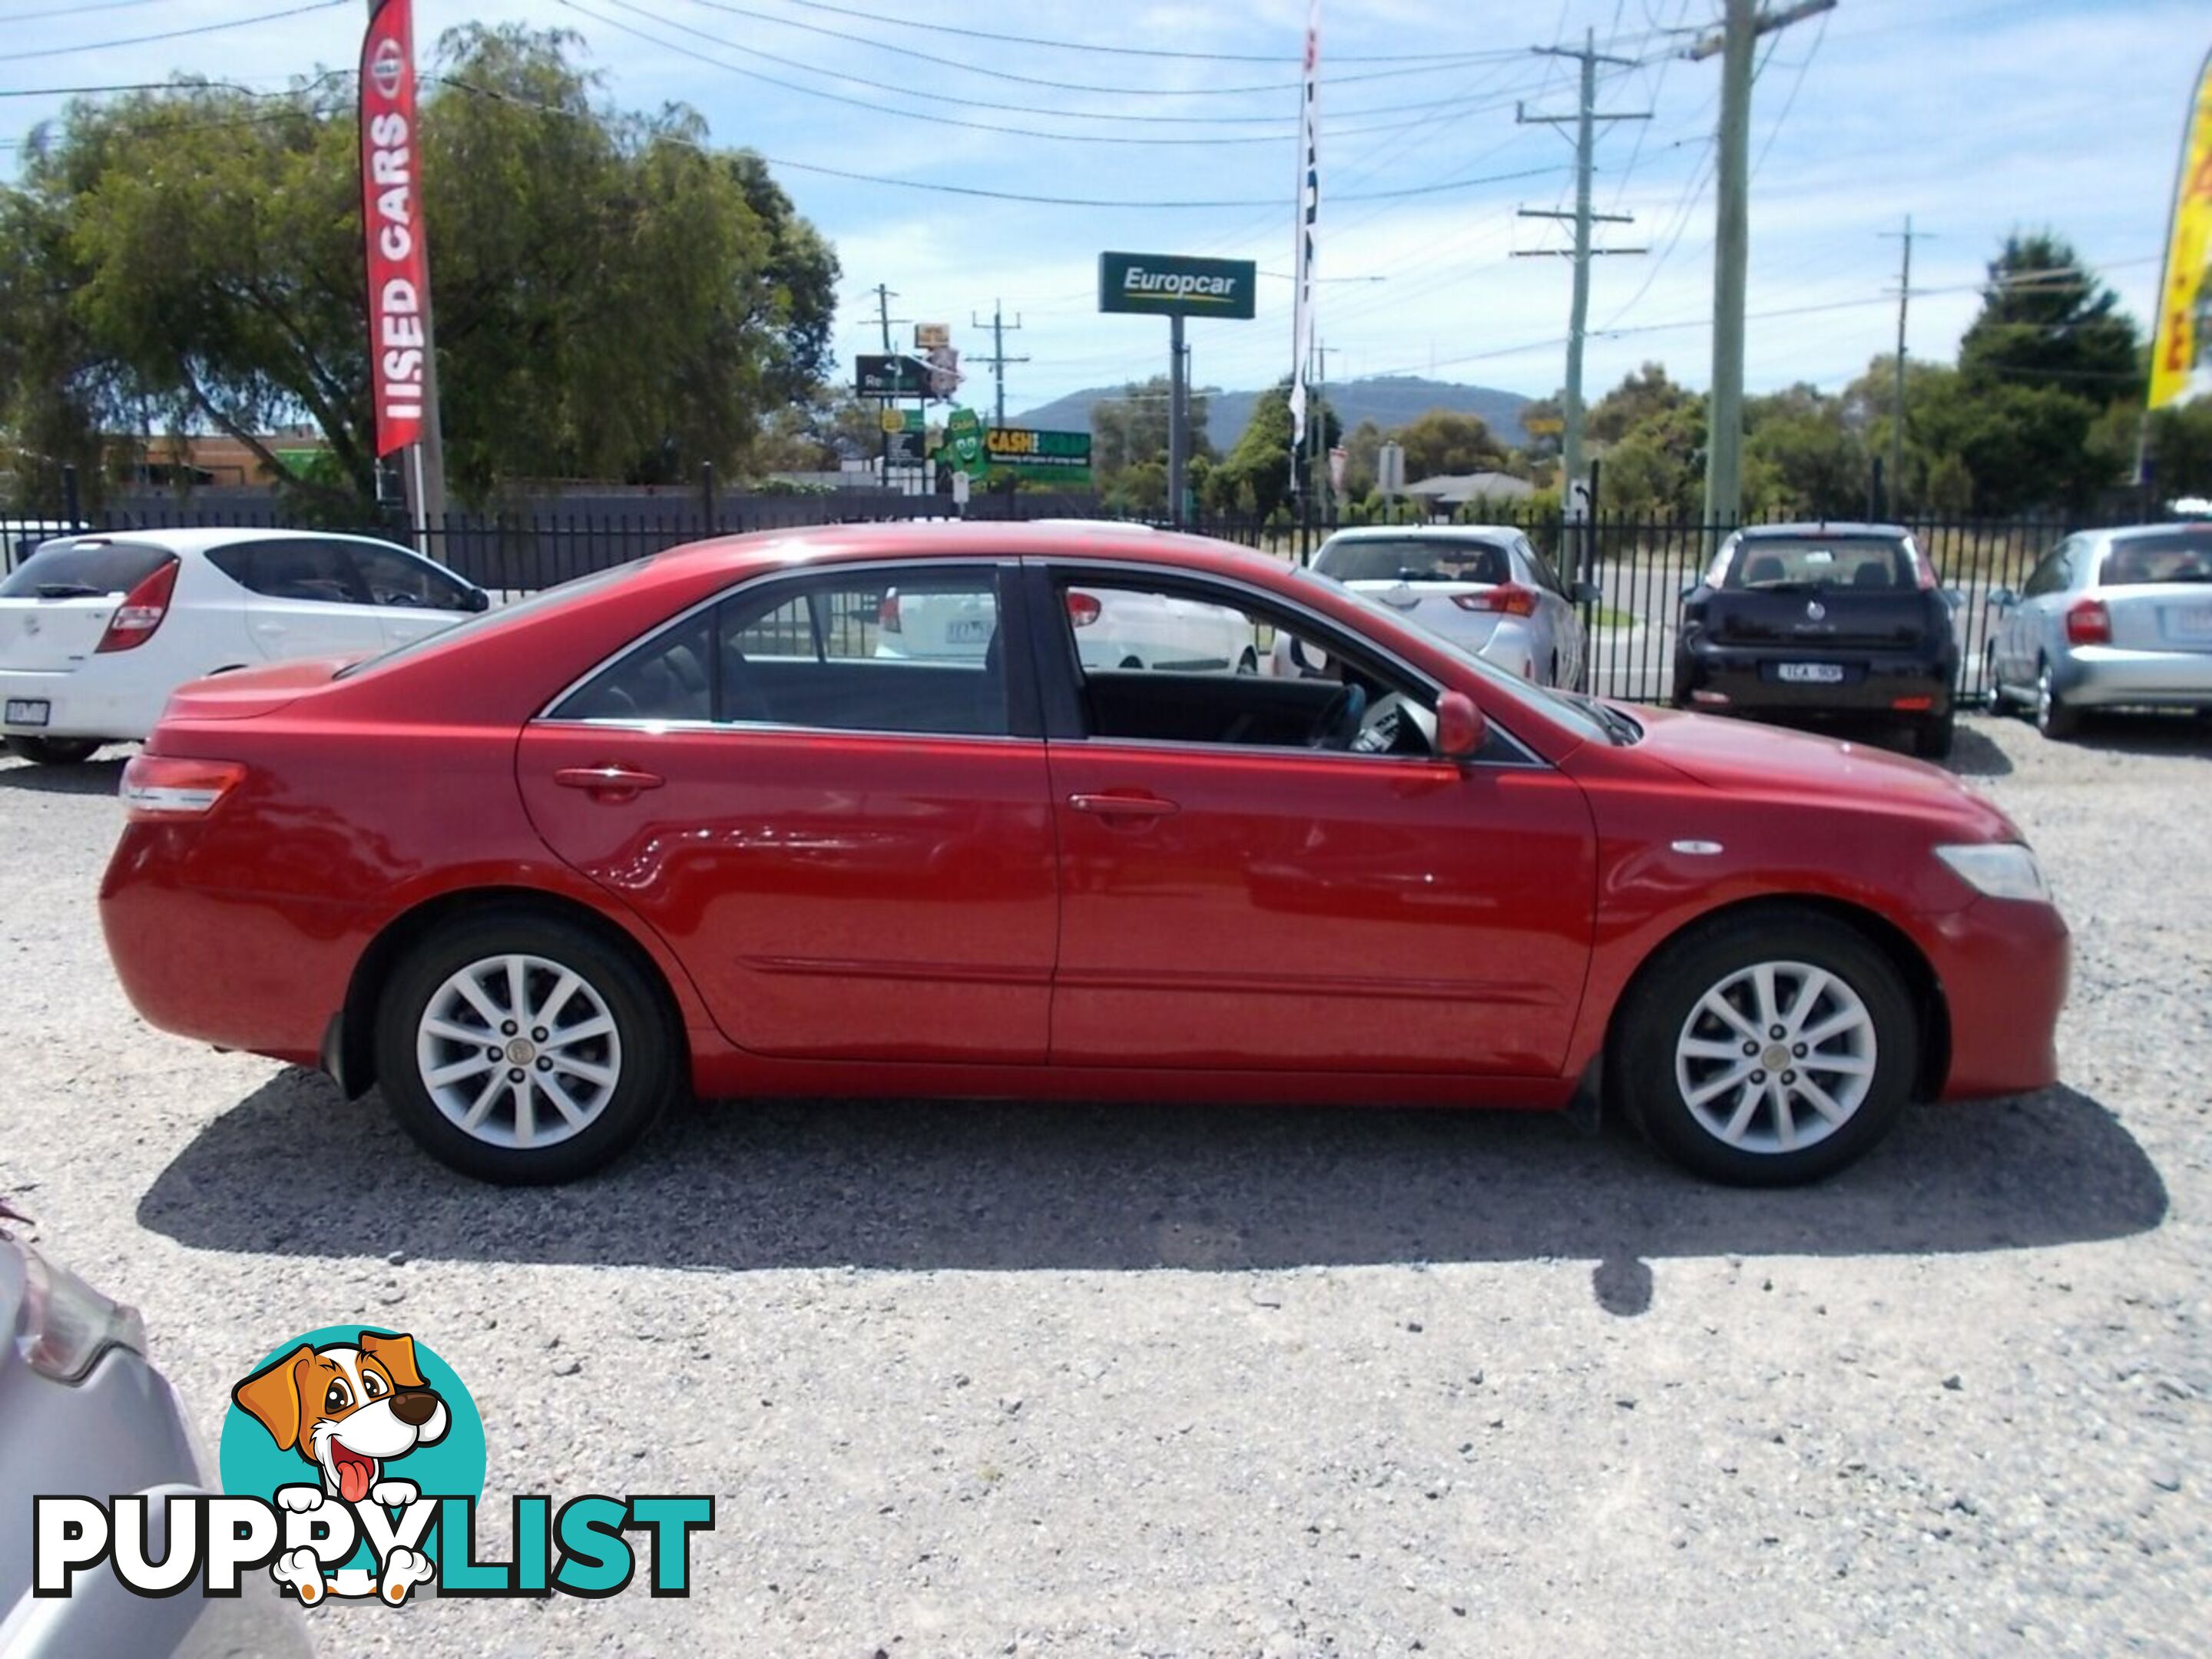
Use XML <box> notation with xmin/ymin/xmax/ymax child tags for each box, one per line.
<box><xmin>373</xmin><ymin>908</ymin><xmax>679</xmax><ymax>1184</ymax></box>
<box><xmin>1614</xmin><ymin>909</ymin><xmax>1918</xmax><ymax>1185</ymax></box>
<box><xmin>2</xmin><ymin>736</ymin><xmax>102</xmax><ymax>766</ymax></box>
<box><xmin>1912</xmin><ymin>708</ymin><xmax>1955</xmax><ymax>760</ymax></box>
<box><xmin>2035</xmin><ymin>661</ymin><xmax>2079</xmax><ymax>740</ymax></box>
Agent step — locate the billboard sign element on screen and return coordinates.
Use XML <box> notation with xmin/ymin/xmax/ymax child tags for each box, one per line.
<box><xmin>914</xmin><ymin>323</ymin><xmax>951</xmax><ymax>349</ymax></box>
<box><xmin>983</xmin><ymin>427</ymin><xmax>1092</xmax><ymax>485</ymax></box>
<box><xmin>1098</xmin><ymin>252</ymin><xmax>1258</xmax><ymax>320</ymax></box>
<box><xmin>856</xmin><ymin>354</ymin><xmax>931</xmax><ymax>398</ymax></box>
<box><xmin>360</xmin><ymin>0</ymin><xmax>429</xmax><ymax>457</ymax></box>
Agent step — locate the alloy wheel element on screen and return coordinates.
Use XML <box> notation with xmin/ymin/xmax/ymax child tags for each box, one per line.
<box><xmin>413</xmin><ymin>953</ymin><xmax>623</xmax><ymax>1150</ymax></box>
<box><xmin>1673</xmin><ymin>960</ymin><xmax>1877</xmax><ymax>1155</ymax></box>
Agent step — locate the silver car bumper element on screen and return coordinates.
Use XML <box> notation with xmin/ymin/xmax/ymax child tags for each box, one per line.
<box><xmin>2052</xmin><ymin>644</ymin><xmax>2212</xmax><ymax>709</ymax></box>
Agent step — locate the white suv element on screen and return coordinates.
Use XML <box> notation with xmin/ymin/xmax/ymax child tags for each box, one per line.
<box><xmin>0</xmin><ymin>528</ymin><xmax>485</xmax><ymax>764</ymax></box>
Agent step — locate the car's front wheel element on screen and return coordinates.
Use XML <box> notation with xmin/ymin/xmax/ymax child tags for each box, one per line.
<box><xmin>2</xmin><ymin>736</ymin><xmax>102</xmax><ymax>766</ymax></box>
<box><xmin>373</xmin><ymin>907</ymin><xmax>680</xmax><ymax>1184</ymax></box>
<box><xmin>1614</xmin><ymin>909</ymin><xmax>1918</xmax><ymax>1185</ymax></box>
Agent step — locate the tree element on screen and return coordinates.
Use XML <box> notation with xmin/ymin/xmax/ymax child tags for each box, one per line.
<box><xmin>1341</xmin><ymin>417</ymin><xmax>1384</xmax><ymax>498</ymax></box>
<box><xmin>1214</xmin><ymin>379</ymin><xmax>1339</xmax><ymax>522</ymax></box>
<box><xmin>1392</xmin><ymin>409</ymin><xmax>1507</xmax><ymax>482</ymax></box>
<box><xmin>1958</xmin><ymin>233</ymin><xmax>2142</xmax><ymax>402</ymax></box>
<box><xmin>1090</xmin><ymin>376</ymin><xmax>1210</xmax><ymax>485</ymax></box>
<box><xmin>1587</xmin><ymin>363</ymin><xmax>1696</xmax><ymax>445</ymax></box>
<box><xmin>1743</xmin><ymin>383</ymin><xmax>1867</xmax><ymax>518</ymax></box>
<box><xmin>0</xmin><ymin>25</ymin><xmax>839</xmax><ymax>511</ymax></box>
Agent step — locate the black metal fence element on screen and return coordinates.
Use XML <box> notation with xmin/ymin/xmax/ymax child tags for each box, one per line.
<box><xmin>4</xmin><ymin>490</ymin><xmax>2179</xmax><ymax>707</ymax></box>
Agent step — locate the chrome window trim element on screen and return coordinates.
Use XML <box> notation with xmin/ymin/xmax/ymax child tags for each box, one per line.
<box><xmin>533</xmin><ymin>555</ymin><xmax>1022</xmax><ymax>726</ymax></box>
<box><xmin>529</xmin><ymin>714</ymin><xmax>1039</xmax><ymax>747</ymax></box>
<box><xmin>1041</xmin><ymin>555</ymin><xmax>1548</xmax><ymax>769</ymax></box>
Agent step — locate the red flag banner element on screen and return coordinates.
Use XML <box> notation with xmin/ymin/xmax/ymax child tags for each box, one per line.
<box><xmin>360</xmin><ymin>0</ymin><xmax>427</xmax><ymax>456</ymax></box>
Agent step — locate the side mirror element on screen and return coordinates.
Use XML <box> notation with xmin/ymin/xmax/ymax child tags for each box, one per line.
<box><xmin>1987</xmin><ymin>587</ymin><xmax>2015</xmax><ymax>611</ymax></box>
<box><xmin>1572</xmin><ymin>579</ymin><xmax>1601</xmax><ymax>604</ymax></box>
<box><xmin>1436</xmin><ymin>690</ymin><xmax>1486</xmax><ymax>760</ymax></box>
<box><xmin>465</xmin><ymin>587</ymin><xmax>491</xmax><ymax>613</ymax></box>
<box><xmin>1941</xmin><ymin>586</ymin><xmax>1965</xmax><ymax>611</ymax></box>
<box><xmin>1679</xmin><ymin>579</ymin><xmax>1700</xmax><ymax>601</ymax></box>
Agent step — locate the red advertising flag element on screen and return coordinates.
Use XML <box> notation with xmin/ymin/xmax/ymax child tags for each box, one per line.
<box><xmin>360</xmin><ymin>0</ymin><xmax>427</xmax><ymax>457</ymax></box>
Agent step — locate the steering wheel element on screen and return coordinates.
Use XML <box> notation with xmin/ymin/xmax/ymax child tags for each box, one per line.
<box><xmin>1310</xmin><ymin>681</ymin><xmax>1369</xmax><ymax>750</ymax></box>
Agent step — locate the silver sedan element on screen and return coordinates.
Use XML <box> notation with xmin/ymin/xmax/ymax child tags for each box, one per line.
<box><xmin>1986</xmin><ymin>522</ymin><xmax>2212</xmax><ymax>738</ymax></box>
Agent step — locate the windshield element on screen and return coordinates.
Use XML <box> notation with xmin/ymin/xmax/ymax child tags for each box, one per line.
<box><xmin>1716</xmin><ymin>535</ymin><xmax>1916</xmax><ymax>591</ymax></box>
<box><xmin>1316</xmin><ymin>535</ymin><xmax>1512</xmax><ymax>585</ymax></box>
<box><xmin>1291</xmin><ymin>566</ymin><xmax>1615</xmax><ymax>746</ymax></box>
<box><xmin>2101</xmin><ymin>531</ymin><xmax>2212</xmax><ymax>585</ymax></box>
<box><xmin>334</xmin><ymin>561</ymin><xmax>639</xmax><ymax>679</ymax></box>
<box><xmin>0</xmin><ymin>538</ymin><xmax>171</xmax><ymax>599</ymax></box>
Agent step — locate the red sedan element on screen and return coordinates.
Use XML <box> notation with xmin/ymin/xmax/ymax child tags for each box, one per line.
<box><xmin>99</xmin><ymin>524</ymin><xmax>2068</xmax><ymax>1187</ymax></box>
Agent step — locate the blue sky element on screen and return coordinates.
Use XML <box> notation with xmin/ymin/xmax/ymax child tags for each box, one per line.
<box><xmin>2</xmin><ymin>0</ymin><xmax>2203</xmax><ymax>416</ymax></box>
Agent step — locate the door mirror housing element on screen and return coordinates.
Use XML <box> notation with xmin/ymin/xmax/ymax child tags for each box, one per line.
<box><xmin>464</xmin><ymin>586</ymin><xmax>491</xmax><ymax>614</ymax></box>
<box><xmin>1679</xmin><ymin>579</ymin><xmax>1700</xmax><ymax>601</ymax></box>
<box><xmin>1436</xmin><ymin>690</ymin><xmax>1486</xmax><ymax>760</ymax></box>
<box><xmin>1572</xmin><ymin>579</ymin><xmax>1602</xmax><ymax>604</ymax></box>
<box><xmin>1987</xmin><ymin>586</ymin><xmax>2016</xmax><ymax>611</ymax></box>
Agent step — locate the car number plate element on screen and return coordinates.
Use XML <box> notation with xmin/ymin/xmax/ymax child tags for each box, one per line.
<box><xmin>2174</xmin><ymin>606</ymin><xmax>2212</xmax><ymax>639</ymax></box>
<box><xmin>1777</xmin><ymin>663</ymin><xmax>1843</xmax><ymax>684</ymax></box>
<box><xmin>4</xmin><ymin>698</ymin><xmax>50</xmax><ymax>727</ymax></box>
<box><xmin>945</xmin><ymin>618</ymin><xmax>994</xmax><ymax>644</ymax></box>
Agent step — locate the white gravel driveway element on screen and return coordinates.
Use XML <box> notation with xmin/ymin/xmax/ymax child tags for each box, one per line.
<box><xmin>0</xmin><ymin>710</ymin><xmax>2205</xmax><ymax>1657</ymax></box>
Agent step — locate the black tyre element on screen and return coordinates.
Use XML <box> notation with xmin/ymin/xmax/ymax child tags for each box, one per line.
<box><xmin>2034</xmin><ymin>661</ymin><xmax>2079</xmax><ymax>740</ymax></box>
<box><xmin>3</xmin><ymin>736</ymin><xmax>101</xmax><ymax>765</ymax></box>
<box><xmin>1612</xmin><ymin>909</ymin><xmax>1919</xmax><ymax>1186</ymax></box>
<box><xmin>1912</xmin><ymin>709</ymin><xmax>1955</xmax><ymax>760</ymax></box>
<box><xmin>373</xmin><ymin>907</ymin><xmax>681</xmax><ymax>1184</ymax></box>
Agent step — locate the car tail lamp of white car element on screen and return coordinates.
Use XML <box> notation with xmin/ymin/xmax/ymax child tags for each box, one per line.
<box><xmin>1449</xmin><ymin>582</ymin><xmax>1538</xmax><ymax>617</ymax></box>
<box><xmin>2065</xmin><ymin>598</ymin><xmax>2112</xmax><ymax>647</ymax></box>
<box><xmin>1066</xmin><ymin>591</ymin><xmax>1104</xmax><ymax>628</ymax></box>
<box><xmin>120</xmin><ymin>755</ymin><xmax>247</xmax><ymax>820</ymax></box>
<box><xmin>92</xmin><ymin>556</ymin><xmax>180</xmax><ymax>654</ymax></box>
<box><xmin>6</xmin><ymin>1232</ymin><xmax>147</xmax><ymax>1385</ymax></box>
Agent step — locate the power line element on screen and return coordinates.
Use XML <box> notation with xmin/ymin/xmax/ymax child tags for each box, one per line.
<box><xmin>763</xmin><ymin>0</ymin><xmax>1518</xmax><ymax>65</ymax></box>
<box><xmin>0</xmin><ymin>0</ymin><xmax>177</xmax><ymax>24</ymax></box>
<box><xmin>0</xmin><ymin>0</ymin><xmax>349</xmax><ymax>65</ymax></box>
<box><xmin>671</xmin><ymin>0</ymin><xmax>1513</xmax><ymax>97</ymax></box>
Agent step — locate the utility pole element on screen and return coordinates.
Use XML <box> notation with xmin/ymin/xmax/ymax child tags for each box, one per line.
<box><xmin>873</xmin><ymin>283</ymin><xmax>899</xmax><ymax>491</ymax></box>
<box><xmin>969</xmin><ymin>300</ymin><xmax>1028</xmax><ymax>429</ymax></box>
<box><xmin>1688</xmin><ymin>0</ymin><xmax>1837</xmax><ymax>529</ymax></box>
<box><xmin>1516</xmin><ymin>29</ymin><xmax>1649</xmax><ymax>512</ymax></box>
<box><xmin>1878</xmin><ymin>214</ymin><xmax>1930</xmax><ymax>517</ymax></box>
<box><xmin>1170</xmin><ymin>316</ymin><xmax>1190</xmax><ymax>530</ymax></box>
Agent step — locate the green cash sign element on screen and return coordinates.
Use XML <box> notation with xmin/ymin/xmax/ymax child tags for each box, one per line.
<box><xmin>1098</xmin><ymin>251</ymin><xmax>1257</xmax><ymax>320</ymax></box>
<box><xmin>984</xmin><ymin>427</ymin><xmax>1092</xmax><ymax>485</ymax></box>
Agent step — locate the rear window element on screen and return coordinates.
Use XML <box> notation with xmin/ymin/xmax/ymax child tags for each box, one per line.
<box><xmin>2100</xmin><ymin>531</ymin><xmax>2212</xmax><ymax>586</ymax></box>
<box><xmin>0</xmin><ymin>538</ymin><xmax>172</xmax><ymax>599</ymax></box>
<box><xmin>1717</xmin><ymin>535</ymin><xmax>1915</xmax><ymax>591</ymax></box>
<box><xmin>1315</xmin><ymin>537</ymin><xmax>1511</xmax><ymax>585</ymax></box>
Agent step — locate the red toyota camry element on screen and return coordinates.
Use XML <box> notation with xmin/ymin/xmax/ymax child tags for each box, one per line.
<box><xmin>99</xmin><ymin>523</ymin><xmax>2068</xmax><ymax>1187</ymax></box>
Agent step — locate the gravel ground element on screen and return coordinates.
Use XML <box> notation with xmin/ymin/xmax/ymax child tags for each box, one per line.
<box><xmin>1</xmin><ymin>710</ymin><xmax>2207</xmax><ymax>1657</ymax></box>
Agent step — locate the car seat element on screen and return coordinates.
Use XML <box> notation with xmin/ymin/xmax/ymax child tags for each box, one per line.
<box><xmin>1852</xmin><ymin>561</ymin><xmax>1892</xmax><ymax>589</ymax></box>
<box><xmin>1743</xmin><ymin>554</ymin><xmax>1786</xmax><ymax>585</ymax></box>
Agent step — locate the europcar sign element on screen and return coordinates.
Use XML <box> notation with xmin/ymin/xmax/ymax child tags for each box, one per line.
<box><xmin>1098</xmin><ymin>252</ymin><xmax>1258</xmax><ymax>320</ymax></box>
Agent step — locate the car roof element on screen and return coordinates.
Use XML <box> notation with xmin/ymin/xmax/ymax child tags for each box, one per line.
<box><xmin>38</xmin><ymin>526</ymin><xmax>416</xmax><ymax>557</ymax></box>
<box><xmin>2092</xmin><ymin>521</ymin><xmax>2212</xmax><ymax>545</ymax></box>
<box><xmin>638</xmin><ymin>518</ymin><xmax>1300</xmax><ymax>585</ymax></box>
<box><xmin>1734</xmin><ymin>522</ymin><xmax>1909</xmax><ymax>540</ymax></box>
<box><xmin>1320</xmin><ymin>525</ymin><xmax>1522</xmax><ymax>542</ymax></box>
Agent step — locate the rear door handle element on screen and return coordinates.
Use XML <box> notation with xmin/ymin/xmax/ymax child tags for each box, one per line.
<box><xmin>1068</xmin><ymin>792</ymin><xmax>1178</xmax><ymax>819</ymax></box>
<box><xmin>554</xmin><ymin>764</ymin><xmax>664</xmax><ymax>799</ymax></box>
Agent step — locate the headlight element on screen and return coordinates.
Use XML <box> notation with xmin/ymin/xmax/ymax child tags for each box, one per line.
<box><xmin>6</xmin><ymin>1233</ymin><xmax>147</xmax><ymax>1384</ymax></box>
<box><xmin>1935</xmin><ymin>843</ymin><xmax>2051</xmax><ymax>903</ymax></box>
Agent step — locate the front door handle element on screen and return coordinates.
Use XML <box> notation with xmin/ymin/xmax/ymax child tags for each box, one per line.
<box><xmin>1068</xmin><ymin>792</ymin><xmax>1178</xmax><ymax>820</ymax></box>
<box><xmin>554</xmin><ymin>763</ymin><xmax>664</xmax><ymax>800</ymax></box>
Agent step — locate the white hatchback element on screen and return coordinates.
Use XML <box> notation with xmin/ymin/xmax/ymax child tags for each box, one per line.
<box><xmin>880</xmin><ymin>582</ymin><xmax>1258</xmax><ymax>674</ymax></box>
<box><xmin>0</xmin><ymin>527</ymin><xmax>485</xmax><ymax>764</ymax></box>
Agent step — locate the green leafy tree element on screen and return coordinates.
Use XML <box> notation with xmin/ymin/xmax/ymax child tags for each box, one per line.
<box><xmin>1958</xmin><ymin>233</ymin><xmax>2142</xmax><ymax>401</ymax></box>
<box><xmin>1587</xmin><ymin>363</ymin><xmax>1697</xmax><ymax>445</ymax></box>
<box><xmin>1391</xmin><ymin>408</ymin><xmax>1508</xmax><ymax>482</ymax></box>
<box><xmin>1090</xmin><ymin>376</ymin><xmax>1210</xmax><ymax>484</ymax></box>
<box><xmin>0</xmin><ymin>25</ymin><xmax>839</xmax><ymax>511</ymax></box>
<box><xmin>1214</xmin><ymin>379</ymin><xmax>1339</xmax><ymax>521</ymax></box>
<box><xmin>1743</xmin><ymin>383</ymin><xmax>1868</xmax><ymax>518</ymax></box>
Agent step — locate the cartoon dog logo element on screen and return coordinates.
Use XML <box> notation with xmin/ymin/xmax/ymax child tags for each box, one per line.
<box><xmin>232</xmin><ymin>1330</ymin><xmax>450</xmax><ymax>1604</ymax></box>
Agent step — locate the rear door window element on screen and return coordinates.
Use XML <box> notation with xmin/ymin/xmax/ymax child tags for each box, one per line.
<box><xmin>0</xmin><ymin>538</ymin><xmax>172</xmax><ymax>599</ymax></box>
<box><xmin>348</xmin><ymin>543</ymin><xmax>479</xmax><ymax>611</ymax></box>
<box><xmin>206</xmin><ymin>539</ymin><xmax>373</xmax><ymax>605</ymax></box>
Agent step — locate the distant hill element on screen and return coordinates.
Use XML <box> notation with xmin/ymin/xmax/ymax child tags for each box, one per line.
<box><xmin>1012</xmin><ymin>374</ymin><xmax>1534</xmax><ymax>451</ymax></box>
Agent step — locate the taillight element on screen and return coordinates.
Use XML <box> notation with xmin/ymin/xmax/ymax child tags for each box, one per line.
<box><xmin>94</xmin><ymin>558</ymin><xmax>179</xmax><ymax>653</ymax></box>
<box><xmin>120</xmin><ymin>755</ymin><xmax>246</xmax><ymax>820</ymax></box>
<box><xmin>2065</xmin><ymin>598</ymin><xmax>2111</xmax><ymax>646</ymax></box>
<box><xmin>1912</xmin><ymin>557</ymin><xmax>1938</xmax><ymax>591</ymax></box>
<box><xmin>876</xmin><ymin>588</ymin><xmax>902</xmax><ymax>634</ymax></box>
<box><xmin>1450</xmin><ymin>584</ymin><xmax>1538</xmax><ymax>617</ymax></box>
<box><xmin>1066</xmin><ymin>591</ymin><xmax>1102</xmax><ymax>628</ymax></box>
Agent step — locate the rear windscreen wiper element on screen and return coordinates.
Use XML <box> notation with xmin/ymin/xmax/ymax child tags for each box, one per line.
<box><xmin>34</xmin><ymin>582</ymin><xmax>104</xmax><ymax>598</ymax></box>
